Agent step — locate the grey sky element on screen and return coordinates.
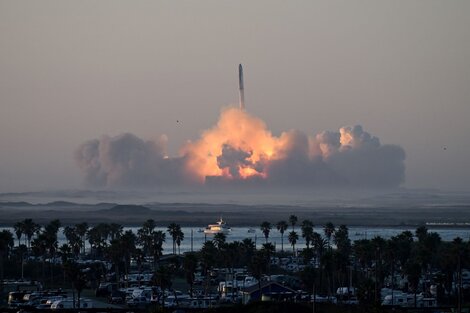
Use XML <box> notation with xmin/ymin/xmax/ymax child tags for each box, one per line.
<box><xmin>1</xmin><ymin>1</ymin><xmax>469</xmax><ymax>192</ymax></box>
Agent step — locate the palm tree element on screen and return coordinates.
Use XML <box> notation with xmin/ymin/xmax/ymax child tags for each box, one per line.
<box><xmin>288</xmin><ymin>231</ymin><xmax>299</xmax><ymax>255</ymax></box>
<box><xmin>201</xmin><ymin>241</ymin><xmax>217</xmax><ymax>273</ymax></box>
<box><xmin>154</xmin><ymin>265</ymin><xmax>173</xmax><ymax>306</ymax></box>
<box><xmin>371</xmin><ymin>236</ymin><xmax>386</xmax><ymax>296</ymax></box>
<box><xmin>87</xmin><ymin>226</ymin><xmax>100</xmax><ymax>254</ymax></box>
<box><xmin>120</xmin><ymin>230</ymin><xmax>137</xmax><ymax>279</ymax></box>
<box><xmin>137</xmin><ymin>219</ymin><xmax>156</xmax><ymax>256</ymax></box>
<box><xmin>331</xmin><ymin>225</ymin><xmax>351</xmax><ymax>293</ymax></box>
<box><xmin>353</xmin><ymin>239</ymin><xmax>373</xmax><ymax>273</ymax></box>
<box><xmin>276</xmin><ymin>221</ymin><xmax>288</xmax><ymax>252</ymax></box>
<box><xmin>175</xmin><ymin>229</ymin><xmax>184</xmax><ymax>255</ymax></box>
<box><xmin>107</xmin><ymin>238</ymin><xmax>126</xmax><ymax>284</ymax></box>
<box><xmin>13</xmin><ymin>221</ymin><xmax>23</xmax><ymax>247</ymax></box>
<box><xmin>260</xmin><ymin>221</ymin><xmax>272</xmax><ymax>244</ymax></box>
<box><xmin>301</xmin><ymin>220</ymin><xmax>314</xmax><ymax>248</ymax></box>
<box><xmin>108</xmin><ymin>223</ymin><xmax>123</xmax><ymax>241</ymax></box>
<box><xmin>312</xmin><ymin>231</ymin><xmax>327</xmax><ymax>265</ymax></box>
<box><xmin>289</xmin><ymin>215</ymin><xmax>298</xmax><ymax>231</ymax></box>
<box><xmin>225</xmin><ymin>241</ymin><xmax>242</xmax><ymax>274</ymax></box>
<box><xmin>321</xmin><ymin>249</ymin><xmax>335</xmax><ymax>299</ymax></box>
<box><xmin>22</xmin><ymin>218</ymin><xmax>40</xmax><ymax>249</ymax></box>
<box><xmin>312</xmin><ymin>232</ymin><xmax>327</xmax><ymax>292</ymax></box>
<box><xmin>450</xmin><ymin>237</ymin><xmax>467</xmax><ymax>311</ymax></box>
<box><xmin>200</xmin><ymin>241</ymin><xmax>217</xmax><ymax>294</ymax></box>
<box><xmin>142</xmin><ymin>219</ymin><xmax>156</xmax><ymax>234</ymax></box>
<box><xmin>248</xmin><ymin>251</ymin><xmax>268</xmax><ymax>300</ymax></box>
<box><xmin>324</xmin><ymin>222</ymin><xmax>335</xmax><ymax>249</ymax></box>
<box><xmin>241</xmin><ymin>238</ymin><xmax>256</xmax><ymax>266</ymax></box>
<box><xmin>75</xmin><ymin>222</ymin><xmax>88</xmax><ymax>254</ymax></box>
<box><xmin>261</xmin><ymin>242</ymin><xmax>275</xmax><ymax>257</ymax></box>
<box><xmin>0</xmin><ymin>230</ymin><xmax>14</xmax><ymax>280</ymax></box>
<box><xmin>96</xmin><ymin>223</ymin><xmax>111</xmax><ymax>246</ymax></box>
<box><xmin>183</xmin><ymin>253</ymin><xmax>198</xmax><ymax>297</ymax></box>
<box><xmin>384</xmin><ymin>240</ymin><xmax>398</xmax><ymax>298</ymax></box>
<box><xmin>334</xmin><ymin>225</ymin><xmax>351</xmax><ymax>256</ymax></box>
<box><xmin>213</xmin><ymin>233</ymin><xmax>227</xmax><ymax>250</ymax></box>
<box><xmin>167</xmin><ymin>223</ymin><xmax>181</xmax><ymax>255</ymax></box>
<box><xmin>64</xmin><ymin>226</ymin><xmax>81</xmax><ymax>257</ymax></box>
<box><xmin>249</xmin><ymin>251</ymin><xmax>269</xmax><ymax>297</ymax></box>
<box><xmin>58</xmin><ymin>244</ymin><xmax>71</xmax><ymax>263</ymax></box>
<box><xmin>58</xmin><ymin>244</ymin><xmax>71</xmax><ymax>283</ymax></box>
<box><xmin>151</xmin><ymin>231</ymin><xmax>166</xmax><ymax>271</ymax></box>
<box><xmin>405</xmin><ymin>261</ymin><xmax>421</xmax><ymax>307</ymax></box>
<box><xmin>87</xmin><ymin>225</ymin><xmax>108</xmax><ymax>257</ymax></box>
<box><xmin>31</xmin><ymin>232</ymin><xmax>48</xmax><ymax>282</ymax></box>
<box><xmin>415</xmin><ymin>225</ymin><xmax>428</xmax><ymax>242</ymax></box>
<box><xmin>15</xmin><ymin>244</ymin><xmax>27</xmax><ymax>280</ymax></box>
<box><xmin>64</xmin><ymin>262</ymin><xmax>87</xmax><ymax>309</ymax></box>
<box><xmin>390</xmin><ymin>231</ymin><xmax>413</xmax><ymax>268</ymax></box>
<box><xmin>48</xmin><ymin>219</ymin><xmax>61</xmax><ymax>233</ymax></box>
<box><xmin>43</xmin><ymin>219</ymin><xmax>61</xmax><ymax>284</ymax></box>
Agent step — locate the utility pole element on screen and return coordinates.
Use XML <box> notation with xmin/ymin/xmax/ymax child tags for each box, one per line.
<box><xmin>191</xmin><ymin>229</ymin><xmax>193</xmax><ymax>252</ymax></box>
<box><xmin>458</xmin><ymin>252</ymin><xmax>462</xmax><ymax>313</ymax></box>
<box><xmin>312</xmin><ymin>283</ymin><xmax>316</xmax><ymax>313</ymax></box>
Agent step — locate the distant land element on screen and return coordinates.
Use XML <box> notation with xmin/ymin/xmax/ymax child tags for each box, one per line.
<box><xmin>0</xmin><ymin>188</ymin><xmax>469</xmax><ymax>227</ymax></box>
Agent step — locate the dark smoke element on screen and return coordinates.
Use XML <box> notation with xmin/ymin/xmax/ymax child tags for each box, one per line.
<box><xmin>74</xmin><ymin>133</ymin><xmax>187</xmax><ymax>187</ymax></box>
<box><xmin>217</xmin><ymin>144</ymin><xmax>255</xmax><ymax>178</ymax></box>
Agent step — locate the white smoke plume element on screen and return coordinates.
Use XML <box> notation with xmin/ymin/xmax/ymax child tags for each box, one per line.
<box><xmin>74</xmin><ymin>133</ymin><xmax>187</xmax><ymax>187</ymax></box>
<box><xmin>75</xmin><ymin>108</ymin><xmax>405</xmax><ymax>188</ymax></box>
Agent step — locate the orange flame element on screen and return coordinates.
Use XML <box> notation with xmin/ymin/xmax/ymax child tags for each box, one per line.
<box><xmin>181</xmin><ymin>107</ymin><xmax>280</xmax><ymax>182</ymax></box>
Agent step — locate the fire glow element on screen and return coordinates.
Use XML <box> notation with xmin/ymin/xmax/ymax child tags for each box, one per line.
<box><xmin>182</xmin><ymin>108</ymin><xmax>277</xmax><ymax>182</ymax></box>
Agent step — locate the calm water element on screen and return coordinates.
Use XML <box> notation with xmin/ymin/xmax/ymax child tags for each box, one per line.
<box><xmin>5</xmin><ymin>226</ymin><xmax>470</xmax><ymax>254</ymax></box>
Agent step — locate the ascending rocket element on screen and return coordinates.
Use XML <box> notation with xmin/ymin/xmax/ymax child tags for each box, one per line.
<box><xmin>239</xmin><ymin>64</ymin><xmax>245</xmax><ymax>110</ymax></box>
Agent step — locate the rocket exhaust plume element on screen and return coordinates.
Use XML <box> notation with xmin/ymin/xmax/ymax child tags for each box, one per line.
<box><xmin>239</xmin><ymin>64</ymin><xmax>245</xmax><ymax>110</ymax></box>
<box><xmin>75</xmin><ymin>108</ymin><xmax>405</xmax><ymax>188</ymax></box>
<box><xmin>75</xmin><ymin>67</ymin><xmax>406</xmax><ymax>188</ymax></box>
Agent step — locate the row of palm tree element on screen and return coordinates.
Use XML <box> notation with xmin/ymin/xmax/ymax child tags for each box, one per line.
<box><xmin>12</xmin><ymin>216</ymin><xmax>330</xmax><ymax>259</ymax></box>
<box><xmin>256</xmin><ymin>217</ymin><xmax>470</xmax><ymax>307</ymax></box>
<box><xmin>0</xmin><ymin>217</ymin><xmax>322</xmax><ymax>293</ymax></box>
<box><xmin>13</xmin><ymin>219</ymin><xmax>41</xmax><ymax>249</ymax></box>
<box><xmin>3</xmin><ymin>216</ymin><xmax>470</xmax><ymax>308</ymax></box>
<box><xmin>259</xmin><ymin>215</ymin><xmax>338</xmax><ymax>255</ymax></box>
<box><xmin>11</xmin><ymin>219</ymin><xmax>187</xmax><ymax>255</ymax></box>
<box><xmin>56</xmin><ymin>220</ymin><xmax>470</xmax><ymax>308</ymax></box>
<box><xmin>1</xmin><ymin>219</ymin><xmax>174</xmax><ymax>287</ymax></box>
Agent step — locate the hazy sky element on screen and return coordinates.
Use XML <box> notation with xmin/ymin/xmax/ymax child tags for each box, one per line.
<box><xmin>1</xmin><ymin>1</ymin><xmax>469</xmax><ymax>192</ymax></box>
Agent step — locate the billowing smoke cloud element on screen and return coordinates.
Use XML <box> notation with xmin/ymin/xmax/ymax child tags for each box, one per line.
<box><xmin>74</xmin><ymin>133</ymin><xmax>187</xmax><ymax>186</ymax></box>
<box><xmin>75</xmin><ymin>108</ymin><xmax>405</xmax><ymax>188</ymax></box>
<box><xmin>309</xmin><ymin>125</ymin><xmax>405</xmax><ymax>187</ymax></box>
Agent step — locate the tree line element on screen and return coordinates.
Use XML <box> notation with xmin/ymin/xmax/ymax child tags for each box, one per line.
<box><xmin>1</xmin><ymin>216</ymin><xmax>470</xmax><ymax>309</ymax></box>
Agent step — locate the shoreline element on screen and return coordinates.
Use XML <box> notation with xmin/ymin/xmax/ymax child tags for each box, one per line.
<box><xmin>1</xmin><ymin>199</ymin><xmax>469</xmax><ymax>228</ymax></box>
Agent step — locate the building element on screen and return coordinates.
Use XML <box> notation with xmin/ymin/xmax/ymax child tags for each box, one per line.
<box><xmin>241</xmin><ymin>281</ymin><xmax>296</xmax><ymax>304</ymax></box>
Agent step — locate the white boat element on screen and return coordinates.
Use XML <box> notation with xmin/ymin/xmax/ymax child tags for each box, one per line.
<box><xmin>247</xmin><ymin>228</ymin><xmax>256</xmax><ymax>233</ymax></box>
<box><xmin>204</xmin><ymin>217</ymin><xmax>231</xmax><ymax>234</ymax></box>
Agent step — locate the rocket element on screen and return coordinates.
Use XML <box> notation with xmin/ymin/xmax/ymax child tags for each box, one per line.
<box><xmin>239</xmin><ymin>64</ymin><xmax>245</xmax><ymax>110</ymax></box>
